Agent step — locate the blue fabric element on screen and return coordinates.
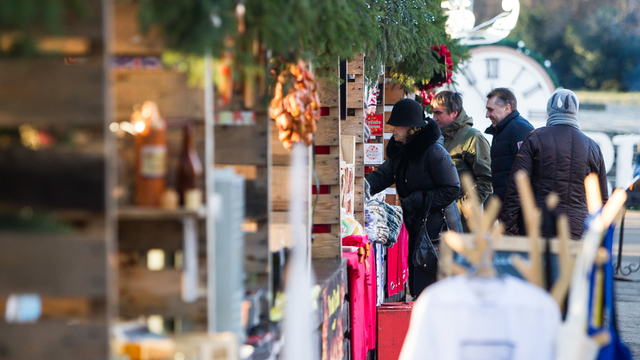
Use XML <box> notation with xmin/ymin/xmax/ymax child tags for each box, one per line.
<box><xmin>587</xmin><ymin>224</ymin><xmax>632</xmax><ymax>360</ymax></box>
<box><xmin>633</xmin><ymin>153</ymin><xmax>640</xmax><ymax>179</ymax></box>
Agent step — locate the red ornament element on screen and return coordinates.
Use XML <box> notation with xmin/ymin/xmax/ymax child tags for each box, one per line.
<box><xmin>417</xmin><ymin>45</ymin><xmax>453</xmax><ymax>106</ymax></box>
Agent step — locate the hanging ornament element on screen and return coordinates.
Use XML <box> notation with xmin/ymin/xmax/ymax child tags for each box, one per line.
<box><xmin>236</xmin><ymin>2</ymin><xmax>246</xmax><ymax>34</ymax></box>
<box><xmin>216</xmin><ymin>53</ymin><xmax>234</xmax><ymax>105</ymax></box>
<box><xmin>269</xmin><ymin>61</ymin><xmax>320</xmax><ymax>150</ymax></box>
<box><xmin>416</xmin><ymin>44</ymin><xmax>453</xmax><ymax>107</ymax></box>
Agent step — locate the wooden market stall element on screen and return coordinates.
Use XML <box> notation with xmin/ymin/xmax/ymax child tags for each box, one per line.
<box><xmin>0</xmin><ymin>0</ymin><xmax>470</xmax><ymax>358</ymax></box>
<box><xmin>112</xmin><ymin>0</ymin><xmax>270</xmax><ymax>344</ymax></box>
<box><xmin>0</xmin><ymin>0</ymin><xmax>111</xmax><ymax>358</ymax></box>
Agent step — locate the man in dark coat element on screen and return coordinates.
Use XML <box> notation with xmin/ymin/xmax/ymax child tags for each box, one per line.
<box><xmin>366</xmin><ymin>98</ymin><xmax>460</xmax><ymax>296</ymax></box>
<box><xmin>484</xmin><ymin>88</ymin><xmax>534</xmax><ymax>202</ymax></box>
<box><xmin>499</xmin><ymin>89</ymin><xmax>608</xmax><ymax>239</ymax></box>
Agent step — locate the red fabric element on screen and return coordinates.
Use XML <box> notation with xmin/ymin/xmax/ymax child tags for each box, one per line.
<box><xmin>386</xmin><ymin>224</ymin><xmax>408</xmax><ymax>296</ymax></box>
<box><xmin>344</xmin><ymin>252</ymin><xmax>367</xmax><ymax>360</ymax></box>
<box><xmin>342</xmin><ymin>235</ymin><xmax>377</xmax><ymax>357</ymax></box>
<box><xmin>398</xmin><ymin>224</ymin><xmax>409</xmax><ymax>289</ymax></box>
<box><xmin>387</xmin><ymin>238</ymin><xmax>399</xmax><ymax>296</ymax></box>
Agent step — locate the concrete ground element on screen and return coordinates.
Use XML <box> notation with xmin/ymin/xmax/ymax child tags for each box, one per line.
<box><xmin>613</xmin><ymin>210</ymin><xmax>640</xmax><ymax>358</ymax></box>
<box><xmin>615</xmin><ymin>281</ymin><xmax>640</xmax><ymax>358</ymax></box>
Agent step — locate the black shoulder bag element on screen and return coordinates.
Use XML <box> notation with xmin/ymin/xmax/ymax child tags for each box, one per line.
<box><xmin>412</xmin><ymin>195</ymin><xmax>443</xmax><ymax>273</ymax></box>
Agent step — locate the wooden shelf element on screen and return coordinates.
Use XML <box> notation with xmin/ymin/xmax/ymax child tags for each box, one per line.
<box><xmin>117</xmin><ymin>206</ymin><xmax>206</xmax><ymax>220</ymax></box>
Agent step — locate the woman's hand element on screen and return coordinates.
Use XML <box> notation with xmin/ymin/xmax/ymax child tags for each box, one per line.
<box><xmin>400</xmin><ymin>191</ymin><xmax>424</xmax><ymax>216</ymax></box>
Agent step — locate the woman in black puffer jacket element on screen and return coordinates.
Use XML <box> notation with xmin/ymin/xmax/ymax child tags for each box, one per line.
<box><xmin>366</xmin><ymin>99</ymin><xmax>460</xmax><ymax>297</ymax></box>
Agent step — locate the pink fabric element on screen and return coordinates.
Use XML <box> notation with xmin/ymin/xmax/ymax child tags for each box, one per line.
<box><xmin>344</xmin><ymin>252</ymin><xmax>366</xmax><ymax>360</ymax></box>
<box><xmin>342</xmin><ymin>235</ymin><xmax>368</xmax><ymax>248</ymax></box>
<box><xmin>386</xmin><ymin>224</ymin><xmax>409</xmax><ymax>296</ymax></box>
<box><xmin>398</xmin><ymin>224</ymin><xmax>409</xmax><ymax>290</ymax></box>
<box><xmin>342</xmin><ymin>235</ymin><xmax>377</xmax><ymax>357</ymax></box>
<box><xmin>386</xmin><ymin>235</ymin><xmax>399</xmax><ymax>296</ymax></box>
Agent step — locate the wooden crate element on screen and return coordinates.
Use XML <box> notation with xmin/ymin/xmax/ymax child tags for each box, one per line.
<box><xmin>0</xmin><ymin>322</ymin><xmax>108</xmax><ymax>360</ymax></box>
<box><xmin>384</xmin><ymin>80</ymin><xmax>405</xmax><ymax>105</ymax></box>
<box><xmin>269</xmin><ymin>121</ymin><xmax>313</xmax><ymax>253</ymax></box>
<box><xmin>0</xmin><ymin>1</ymin><xmax>110</xmax><ymax>358</ymax></box>
<box><xmin>113</xmin><ymin>2</ymin><xmax>164</xmax><ymax>56</ymax></box>
<box><xmin>311</xmin><ymin>105</ymin><xmax>342</xmax><ymax>259</ymax></box>
<box><xmin>113</xmin><ymin>69</ymin><xmax>205</xmax><ymax>121</ymax></box>
<box><xmin>119</xmin><ymin>267</ymin><xmax>207</xmax><ymax>321</ymax></box>
<box><xmin>0</xmin><ymin>57</ymin><xmax>104</xmax><ymax>126</ymax></box>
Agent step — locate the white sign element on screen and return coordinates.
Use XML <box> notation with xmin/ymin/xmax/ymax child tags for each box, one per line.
<box><xmin>364</xmin><ymin>143</ymin><xmax>384</xmax><ymax>165</ymax></box>
<box><xmin>585</xmin><ymin>132</ymin><xmax>640</xmax><ymax>192</ymax></box>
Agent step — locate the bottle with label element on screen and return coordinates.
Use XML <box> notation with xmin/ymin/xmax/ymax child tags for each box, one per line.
<box><xmin>176</xmin><ymin>122</ymin><xmax>203</xmax><ymax>209</ymax></box>
<box><xmin>134</xmin><ymin>101</ymin><xmax>167</xmax><ymax>207</ymax></box>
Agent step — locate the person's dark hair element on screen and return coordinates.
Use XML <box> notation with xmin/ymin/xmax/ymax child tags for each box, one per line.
<box><xmin>431</xmin><ymin>90</ymin><xmax>463</xmax><ymax>114</ymax></box>
<box><xmin>487</xmin><ymin>88</ymin><xmax>517</xmax><ymax>111</ymax></box>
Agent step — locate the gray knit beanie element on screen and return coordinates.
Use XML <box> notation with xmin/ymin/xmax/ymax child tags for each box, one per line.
<box><xmin>546</xmin><ymin>89</ymin><xmax>580</xmax><ymax>130</ymax></box>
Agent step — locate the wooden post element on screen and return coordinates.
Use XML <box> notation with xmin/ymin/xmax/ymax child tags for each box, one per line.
<box><xmin>345</xmin><ymin>55</ymin><xmax>366</xmax><ymax>223</ymax></box>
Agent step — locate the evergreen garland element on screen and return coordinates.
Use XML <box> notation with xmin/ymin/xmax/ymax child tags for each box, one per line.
<box><xmin>139</xmin><ymin>0</ymin><xmax>467</xmax><ymax>89</ymax></box>
<box><xmin>0</xmin><ymin>0</ymin><xmax>87</xmax><ymax>33</ymax></box>
<box><xmin>0</xmin><ymin>0</ymin><xmax>88</xmax><ymax>56</ymax></box>
<box><xmin>364</xmin><ymin>0</ymin><xmax>468</xmax><ymax>89</ymax></box>
<box><xmin>1</xmin><ymin>0</ymin><xmax>469</xmax><ymax>95</ymax></box>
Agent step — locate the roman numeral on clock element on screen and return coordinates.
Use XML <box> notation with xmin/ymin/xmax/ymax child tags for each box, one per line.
<box><xmin>486</xmin><ymin>58</ymin><xmax>499</xmax><ymax>79</ymax></box>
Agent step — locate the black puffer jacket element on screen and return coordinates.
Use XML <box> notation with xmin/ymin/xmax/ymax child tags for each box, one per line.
<box><xmin>366</xmin><ymin>120</ymin><xmax>460</xmax><ymax>238</ymax></box>
<box><xmin>499</xmin><ymin>125</ymin><xmax>608</xmax><ymax>239</ymax></box>
<box><xmin>485</xmin><ymin>110</ymin><xmax>534</xmax><ymax>202</ymax></box>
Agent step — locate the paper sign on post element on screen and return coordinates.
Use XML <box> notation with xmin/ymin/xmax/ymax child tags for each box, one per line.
<box><xmin>365</xmin><ymin>114</ymin><xmax>383</xmax><ymax>136</ymax></box>
<box><xmin>364</xmin><ymin>143</ymin><xmax>384</xmax><ymax>165</ymax></box>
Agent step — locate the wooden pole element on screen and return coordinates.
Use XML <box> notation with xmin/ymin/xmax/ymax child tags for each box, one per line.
<box><xmin>511</xmin><ymin>170</ymin><xmax>544</xmax><ymax>288</ymax></box>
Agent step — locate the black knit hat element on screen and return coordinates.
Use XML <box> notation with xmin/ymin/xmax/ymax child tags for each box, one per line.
<box><xmin>386</xmin><ymin>98</ymin><xmax>426</xmax><ymax>127</ymax></box>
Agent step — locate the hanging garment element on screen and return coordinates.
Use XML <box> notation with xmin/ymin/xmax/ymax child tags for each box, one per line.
<box><xmin>398</xmin><ymin>224</ymin><xmax>409</xmax><ymax>290</ymax></box>
<box><xmin>587</xmin><ymin>225</ymin><xmax>632</xmax><ymax>360</ymax></box>
<box><xmin>376</xmin><ymin>243</ymin><xmax>387</xmax><ymax>304</ymax></box>
<box><xmin>387</xmin><ymin>235</ymin><xmax>400</xmax><ymax>297</ymax></box>
<box><xmin>343</xmin><ymin>235</ymin><xmax>378</xmax><ymax>358</ymax></box>
<box><xmin>399</xmin><ymin>275</ymin><xmax>561</xmax><ymax>360</ymax></box>
<box><xmin>366</xmin><ymin>244</ymin><xmax>378</xmax><ymax>351</ymax></box>
<box><xmin>387</xmin><ymin>223</ymin><xmax>409</xmax><ymax>297</ymax></box>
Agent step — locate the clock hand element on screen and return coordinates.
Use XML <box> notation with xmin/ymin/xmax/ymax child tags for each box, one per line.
<box><xmin>461</xmin><ymin>67</ymin><xmax>485</xmax><ymax>100</ymax></box>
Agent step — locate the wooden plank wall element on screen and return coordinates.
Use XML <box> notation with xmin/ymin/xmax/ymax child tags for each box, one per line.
<box><xmin>0</xmin><ymin>0</ymin><xmax>109</xmax><ymax>358</ymax></box>
<box><xmin>344</xmin><ymin>55</ymin><xmax>366</xmax><ymax>223</ymax></box>
<box><xmin>311</xmin><ymin>71</ymin><xmax>342</xmax><ymax>259</ymax></box>
<box><xmin>269</xmin><ymin>124</ymin><xmax>313</xmax><ymax>253</ymax></box>
<box><xmin>381</xmin><ymin>73</ymin><xmax>404</xmax><ymax>205</ymax></box>
<box><xmin>112</xmin><ymin>1</ymin><xmax>212</xmax><ymax>328</ymax></box>
<box><xmin>214</xmin><ymin>114</ymin><xmax>269</xmax><ymax>279</ymax></box>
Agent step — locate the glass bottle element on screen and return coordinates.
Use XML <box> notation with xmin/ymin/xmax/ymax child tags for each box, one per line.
<box><xmin>134</xmin><ymin>101</ymin><xmax>167</xmax><ymax>207</ymax></box>
<box><xmin>176</xmin><ymin>122</ymin><xmax>203</xmax><ymax>207</ymax></box>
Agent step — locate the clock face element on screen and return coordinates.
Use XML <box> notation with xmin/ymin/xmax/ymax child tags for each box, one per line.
<box><xmin>446</xmin><ymin>45</ymin><xmax>556</xmax><ymax>140</ymax></box>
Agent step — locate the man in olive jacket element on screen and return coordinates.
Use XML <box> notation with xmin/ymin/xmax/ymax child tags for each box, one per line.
<box><xmin>432</xmin><ymin>90</ymin><xmax>492</xmax><ymax>231</ymax></box>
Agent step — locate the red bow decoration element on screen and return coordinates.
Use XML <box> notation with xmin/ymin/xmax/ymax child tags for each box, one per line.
<box><xmin>417</xmin><ymin>45</ymin><xmax>453</xmax><ymax>107</ymax></box>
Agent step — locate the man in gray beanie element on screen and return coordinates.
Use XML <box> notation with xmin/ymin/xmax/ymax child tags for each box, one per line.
<box><xmin>499</xmin><ymin>89</ymin><xmax>608</xmax><ymax>239</ymax></box>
